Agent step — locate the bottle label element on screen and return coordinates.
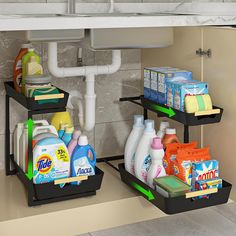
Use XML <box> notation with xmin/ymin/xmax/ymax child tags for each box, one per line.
<box><xmin>16</xmin><ymin>60</ymin><xmax>22</xmax><ymax>70</ymax></box>
<box><xmin>141</xmin><ymin>155</ymin><xmax>152</xmax><ymax>182</ymax></box>
<box><xmin>56</xmin><ymin>145</ymin><xmax>69</xmax><ymax>162</ymax></box>
<box><xmin>16</xmin><ymin>72</ymin><xmax>22</xmax><ymax>87</ymax></box>
<box><xmin>131</xmin><ymin>154</ymin><xmax>135</xmax><ymax>175</ymax></box>
<box><xmin>154</xmin><ymin>165</ymin><xmax>166</xmax><ymax>178</ymax></box>
<box><xmin>73</xmin><ymin>156</ymin><xmax>95</xmax><ymax>185</ymax></box>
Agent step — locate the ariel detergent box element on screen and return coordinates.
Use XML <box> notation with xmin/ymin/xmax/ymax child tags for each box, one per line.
<box><xmin>192</xmin><ymin>160</ymin><xmax>219</xmax><ymax>189</ymax></box>
<box><xmin>144</xmin><ymin>67</ymin><xmax>192</xmax><ymax>104</ymax></box>
<box><xmin>195</xmin><ymin>178</ymin><xmax>222</xmax><ymax>199</ymax></box>
<box><xmin>167</xmin><ymin>80</ymin><xmax>209</xmax><ymax>112</ymax></box>
<box><xmin>33</xmin><ymin>137</ymin><xmax>70</xmax><ymax>184</ymax></box>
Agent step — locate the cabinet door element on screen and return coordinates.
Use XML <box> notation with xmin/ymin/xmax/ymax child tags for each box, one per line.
<box><xmin>203</xmin><ymin>27</ymin><xmax>236</xmax><ymax>199</ymax></box>
<box><xmin>142</xmin><ymin>27</ymin><xmax>203</xmax><ymax>143</ymax></box>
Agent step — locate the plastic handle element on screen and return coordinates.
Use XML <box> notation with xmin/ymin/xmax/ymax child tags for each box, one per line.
<box><xmin>33</xmin><ymin>125</ymin><xmax>58</xmax><ymax>137</ymax></box>
<box><xmin>185</xmin><ymin>188</ymin><xmax>218</xmax><ymax>199</ymax></box>
<box><xmin>33</xmin><ymin>120</ymin><xmax>49</xmax><ymax>126</ymax></box>
<box><xmin>54</xmin><ymin>176</ymin><xmax>88</xmax><ymax>185</ymax></box>
<box><xmin>89</xmin><ymin>147</ymin><xmax>96</xmax><ymax>167</ymax></box>
<box><xmin>34</xmin><ymin>93</ymin><xmax>64</xmax><ymax>101</ymax></box>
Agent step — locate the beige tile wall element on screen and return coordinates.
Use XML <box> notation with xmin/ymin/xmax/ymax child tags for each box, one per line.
<box><xmin>0</xmin><ymin>32</ymin><xmax>142</xmax><ymax>169</ymax></box>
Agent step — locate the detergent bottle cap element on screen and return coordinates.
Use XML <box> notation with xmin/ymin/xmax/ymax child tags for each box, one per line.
<box><xmin>151</xmin><ymin>137</ymin><xmax>163</xmax><ymax>150</ymax></box>
<box><xmin>60</xmin><ymin>123</ymin><xmax>69</xmax><ymax>131</ymax></box>
<box><xmin>144</xmin><ymin>120</ymin><xmax>155</xmax><ymax>133</ymax></box>
<box><xmin>133</xmin><ymin>115</ymin><xmax>144</xmax><ymax>128</ymax></box>
<box><xmin>65</xmin><ymin>126</ymin><xmax>74</xmax><ymax>134</ymax></box>
<box><xmin>73</xmin><ymin>130</ymin><xmax>81</xmax><ymax>140</ymax></box>
<box><xmin>17</xmin><ymin>123</ymin><xmax>24</xmax><ymax>129</ymax></box>
<box><xmin>22</xmin><ymin>43</ymin><xmax>32</xmax><ymax>49</ymax></box>
<box><xmin>78</xmin><ymin>135</ymin><xmax>88</xmax><ymax>146</ymax></box>
<box><xmin>159</xmin><ymin>120</ymin><xmax>170</xmax><ymax>132</ymax></box>
<box><xmin>166</xmin><ymin>128</ymin><xmax>176</xmax><ymax>135</ymax></box>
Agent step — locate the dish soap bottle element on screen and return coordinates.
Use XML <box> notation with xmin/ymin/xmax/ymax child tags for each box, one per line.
<box><xmin>124</xmin><ymin>115</ymin><xmax>144</xmax><ymax>175</ymax></box>
<box><xmin>134</xmin><ymin>120</ymin><xmax>156</xmax><ymax>183</ymax></box>
<box><xmin>147</xmin><ymin>137</ymin><xmax>166</xmax><ymax>189</ymax></box>
<box><xmin>13</xmin><ymin>44</ymin><xmax>31</xmax><ymax>93</ymax></box>
<box><xmin>26</xmin><ymin>55</ymin><xmax>43</xmax><ymax>76</ymax></box>
<box><xmin>21</xmin><ymin>48</ymin><xmax>41</xmax><ymax>94</ymax></box>
<box><xmin>71</xmin><ymin>135</ymin><xmax>96</xmax><ymax>185</ymax></box>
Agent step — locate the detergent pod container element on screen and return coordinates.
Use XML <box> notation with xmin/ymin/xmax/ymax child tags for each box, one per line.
<box><xmin>33</xmin><ymin>137</ymin><xmax>70</xmax><ymax>184</ymax></box>
<box><xmin>71</xmin><ymin>135</ymin><xmax>96</xmax><ymax>185</ymax></box>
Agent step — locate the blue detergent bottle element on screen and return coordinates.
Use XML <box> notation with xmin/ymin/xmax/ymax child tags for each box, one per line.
<box><xmin>71</xmin><ymin>135</ymin><xmax>96</xmax><ymax>185</ymax></box>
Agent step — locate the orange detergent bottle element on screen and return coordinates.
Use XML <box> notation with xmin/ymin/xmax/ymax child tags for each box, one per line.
<box><xmin>13</xmin><ymin>44</ymin><xmax>31</xmax><ymax>93</ymax></box>
<box><xmin>162</xmin><ymin>128</ymin><xmax>179</xmax><ymax>148</ymax></box>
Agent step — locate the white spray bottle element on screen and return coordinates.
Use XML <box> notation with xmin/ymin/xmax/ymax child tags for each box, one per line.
<box><xmin>124</xmin><ymin>115</ymin><xmax>144</xmax><ymax>175</ymax></box>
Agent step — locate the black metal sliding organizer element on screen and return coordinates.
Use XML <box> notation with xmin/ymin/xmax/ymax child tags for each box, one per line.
<box><xmin>5</xmin><ymin>81</ymin><xmax>103</xmax><ymax>206</ymax></box>
<box><xmin>118</xmin><ymin>95</ymin><xmax>231</xmax><ymax>214</ymax></box>
<box><xmin>119</xmin><ymin>95</ymin><xmax>223</xmax><ymax>143</ymax></box>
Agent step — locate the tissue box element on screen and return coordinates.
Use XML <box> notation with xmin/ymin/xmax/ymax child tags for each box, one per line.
<box><xmin>145</xmin><ymin>67</ymin><xmax>192</xmax><ymax>104</ymax></box>
<box><xmin>167</xmin><ymin>80</ymin><xmax>209</xmax><ymax>112</ymax></box>
<box><xmin>144</xmin><ymin>68</ymin><xmax>151</xmax><ymax>99</ymax></box>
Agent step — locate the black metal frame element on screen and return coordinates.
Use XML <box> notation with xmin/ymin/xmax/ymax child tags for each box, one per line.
<box><xmin>5</xmin><ymin>82</ymin><xmax>104</xmax><ymax>206</ymax></box>
<box><xmin>120</xmin><ymin>96</ymin><xmax>190</xmax><ymax>142</ymax></box>
<box><xmin>120</xmin><ymin>95</ymin><xmax>223</xmax><ymax>143</ymax></box>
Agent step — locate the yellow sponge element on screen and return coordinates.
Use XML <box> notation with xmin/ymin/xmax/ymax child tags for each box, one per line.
<box><xmin>185</xmin><ymin>94</ymin><xmax>213</xmax><ymax>114</ymax></box>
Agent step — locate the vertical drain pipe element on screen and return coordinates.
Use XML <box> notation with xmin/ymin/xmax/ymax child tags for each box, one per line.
<box><xmin>47</xmin><ymin>42</ymin><xmax>121</xmax><ymax>131</ymax></box>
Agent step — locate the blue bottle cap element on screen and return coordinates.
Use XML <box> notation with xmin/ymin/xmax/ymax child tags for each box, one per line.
<box><xmin>144</xmin><ymin>120</ymin><xmax>155</xmax><ymax>133</ymax></box>
<box><xmin>133</xmin><ymin>115</ymin><xmax>144</xmax><ymax>128</ymax></box>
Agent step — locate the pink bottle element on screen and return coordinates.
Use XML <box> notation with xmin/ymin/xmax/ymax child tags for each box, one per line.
<box><xmin>68</xmin><ymin>130</ymin><xmax>81</xmax><ymax>157</ymax></box>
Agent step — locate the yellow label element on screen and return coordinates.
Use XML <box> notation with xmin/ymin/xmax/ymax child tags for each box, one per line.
<box><xmin>56</xmin><ymin>145</ymin><xmax>69</xmax><ymax>162</ymax></box>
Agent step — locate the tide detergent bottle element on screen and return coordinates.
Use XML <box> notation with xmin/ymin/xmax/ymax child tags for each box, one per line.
<box><xmin>71</xmin><ymin>135</ymin><xmax>96</xmax><ymax>185</ymax></box>
<box><xmin>33</xmin><ymin>137</ymin><xmax>70</xmax><ymax>184</ymax></box>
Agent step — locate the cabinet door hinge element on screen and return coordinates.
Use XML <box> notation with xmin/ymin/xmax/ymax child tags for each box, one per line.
<box><xmin>196</xmin><ymin>48</ymin><xmax>212</xmax><ymax>58</ymax></box>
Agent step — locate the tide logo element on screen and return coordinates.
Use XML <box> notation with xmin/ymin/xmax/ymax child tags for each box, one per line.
<box><xmin>36</xmin><ymin>155</ymin><xmax>53</xmax><ymax>174</ymax></box>
<box><xmin>174</xmin><ymin>165</ymin><xmax>179</xmax><ymax>175</ymax></box>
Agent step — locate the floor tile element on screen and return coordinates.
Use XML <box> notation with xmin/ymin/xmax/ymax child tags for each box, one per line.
<box><xmin>91</xmin><ymin>205</ymin><xmax>236</xmax><ymax>236</ymax></box>
<box><xmin>212</xmin><ymin>203</ymin><xmax>236</xmax><ymax>224</ymax></box>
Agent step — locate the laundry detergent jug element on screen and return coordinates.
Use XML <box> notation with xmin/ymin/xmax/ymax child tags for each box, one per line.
<box><xmin>33</xmin><ymin>137</ymin><xmax>70</xmax><ymax>184</ymax></box>
<box><xmin>71</xmin><ymin>135</ymin><xmax>96</xmax><ymax>185</ymax></box>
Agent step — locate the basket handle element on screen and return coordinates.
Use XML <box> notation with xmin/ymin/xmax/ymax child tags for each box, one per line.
<box><xmin>194</xmin><ymin>109</ymin><xmax>220</xmax><ymax>117</ymax></box>
<box><xmin>34</xmin><ymin>93</ymin><xmax>64</xmax><ymax>101</ymax></box>
<box><xmin>54</xmin><ymin>175</ymin><xmax>88</xmax><ymax>185</ymax></box>
<box><xmin>185</xmin><ymin>188</ymin><xmax>218</xmax><ymax>199</ymax></box>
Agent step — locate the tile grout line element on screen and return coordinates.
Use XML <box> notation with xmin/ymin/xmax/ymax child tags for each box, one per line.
<box><xmin>211</xmin><ymin>205</ymin><xmax>236</xmax><ymax>226</ymax></box>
